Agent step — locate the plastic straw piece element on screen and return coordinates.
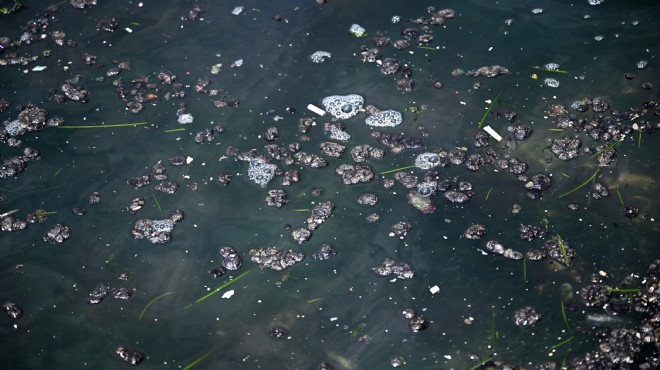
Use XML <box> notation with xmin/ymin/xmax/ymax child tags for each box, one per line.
<box><xmin>483</xmin><ymin>125</ymin><xmax>503</xmax><ymax>141</ymax></box>
<box><xmin>307</xmin><ymin>104</ymin><xmax>326</xmax><ymax>116</ymax></box>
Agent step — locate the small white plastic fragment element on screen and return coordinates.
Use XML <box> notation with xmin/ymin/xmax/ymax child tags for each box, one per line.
<box><xmin>329</xmin><ymin>317</ymin><xmax>338</xmax><ymax>321</ymax></box>
<box><xmin>483</xmin><ymin>125</ymin><xmax>503</xmax><ymax>141</ymax></box>
<box><xmin>430</xmin><ymin>285</ymin><xmax>440</xmax><ymax>294</ymax></box>
<box><xmin>185</xmin><ymin>156</ymin><xmax>194</xmax><ymax>164</ymax></box>
<box><xmin>307</xmin><ymin>104</ymin><xmax>326</xmax><ymax>116</ymax></box>
<box><xmin>125</xmin><ymin>27</ymin><xmax>133</xmax><ymax>33</ymax></box>
<box><xmin>231</xmin><ymin>6</ymin><xmax>244</xmax><ymax>15</ymax></box>
<box><xmin>221</xmin><ymin>290</ymin><xmax>235</xmax><ymax>299</ymax></box>
<box><xmin>31</xmin><ymin>66</ymin><xmax>47</xmax><ymax>72</ymax></box>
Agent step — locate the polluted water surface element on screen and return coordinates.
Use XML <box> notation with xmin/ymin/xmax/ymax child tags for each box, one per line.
<box><xmin>1</xmin><ymin>0</ymin><xmax>660</xmax><ymax>369</ymax></box>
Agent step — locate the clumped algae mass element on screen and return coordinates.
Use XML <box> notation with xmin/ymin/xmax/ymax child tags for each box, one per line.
<box><xmin>1</xmin><ymin>0</ymin><xmax>659</xmax><ymax>369</ymax></box>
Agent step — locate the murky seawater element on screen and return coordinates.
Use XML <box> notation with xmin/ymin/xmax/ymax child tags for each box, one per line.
<box><xmin>1</xmin><ymin>1</ymin><xmax>659</xmax><ymax>369</ymax></box>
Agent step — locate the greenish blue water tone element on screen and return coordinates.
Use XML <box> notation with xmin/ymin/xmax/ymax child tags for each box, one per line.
<box><xmin>1</xmin><ymin>1</ymin><xmax>659</xmax><ymax>369</ymax></box>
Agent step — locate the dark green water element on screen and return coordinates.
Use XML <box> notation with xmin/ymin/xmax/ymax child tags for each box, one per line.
<box><xmin>1</xmin><ymin>1</ymin><xmax>659</xmax><ymax>369</ymax></box>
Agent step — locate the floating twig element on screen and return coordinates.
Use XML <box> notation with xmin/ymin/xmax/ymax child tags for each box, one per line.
<box><xmin>186</xmin><ymin>270</ymin><xmax>251</xmax><ymax>307</ymax></box>
<box><xmin>380</xmin><ymin>165</ymin><xmax>417</xmax><ymax>175</ymax></box>
<box><xmin>558</xmin><ymin>168</ymin><xmax>601</xmax><ymax>198</ymax></box>
<box><xmin>138</xmin><ymin>291</ymin><xmax>175</xmax><ymax>320</ymax></box>
<box><xmin>57</xmin><ymin>122</ymin><xmax>149</xmax><ymax>129</ymax></box>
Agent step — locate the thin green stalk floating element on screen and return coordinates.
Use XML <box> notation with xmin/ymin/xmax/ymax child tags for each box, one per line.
<box><xmin>555</xmin><ymin>235</ymin><xmax>571</xmax><ymax>267</ymax></box>
<box><xmin>57</xmin><ymin>122</ymin><xmax>149</xmax><ymax>129</ymax></box>
<box><xmin>561</xmin><ymin>173</ymin><xmax>570</xmax><ymax>178</ymax></box>
<box><xmin>54</xmin><ymin>168</ymin><xmax>62</xmax><ymax>176</ymax></box>
<box><xmin>186</xmin><ymin>270</ymin><xmax>251</xmax><ymax>307</ymax></box>
<box><xmin>615</xmin><ymin>185</ymin><xmax>624</xmax><ymax>206</ymax></box>
<box><xmin>416</xmin><ymin>45</ymin><xmax>438</xmax><ymax>51</ymax></box>
<box><xmin>307</xmin><ymin>298</ymin><xmax>321</xmax><ymax>303</ymax></box>
<box><xmin>468</xmin><ymin>357</ymin><xmax>496</xmax><ymax>370</ymax></box>
<box><xmin>39</xmin><ymin>211</ymin><xmax>58</xmax><ymax>215</ymax></box>
<box><xmin>477</xmin><ymin>91</ymin><xmax>502</xmax><ymax>129</ymax></box>
<box><xmin>292</xmin><ymin>208</ymin><xmax>309</xmax><ymax>212</ymax></box>
<box><xmin>529</xmin><ymin>65</ymin><xmax>569</xmax><ymax>74</ymax></box>
<box><xmin>164</xmin><ymin>128</ymin><xmax>186</xmax><ymax>132</ymax></box>
<box><xmin>561</xmin><ymin>301</ymin><xmax>573</xmax><ymax>336</ymax></box>
<box><xmin>138</xmin><ymin>291</ymin><xmax>175</xmax><ymax>320</ymax></box>
<box><xmin>607</xmin><ymin>288</ymin><xmax>640</xmax><ymax>293</ymax></box>
<box><xmin>490</xmin><ymin>312</ymin><xmax>498</xmax><ymax>347</ymax></box>
<box><xmin>548</xmin><ymin>336</ymin><xmax>574</xmax><ymax>351</ymax></box>
<box><xmin>558</xmin><ymin>167</ymin><xmax>601</xmax><ymax>198</ymax></box>
<box><xmin>485</xmin><ymin>187</ymin><xmax>493</xmax><ymax>201</ymax></box>
<box><xmin>523</xmin><ymin>256</ymin><xmax>527</xmax><ymax>289</ymax></box>
<box><xmin>588</xmin><ymin>140</ymin><xmax>620</xmax><ymax>160</ymax></box>
<box><xmin>380</xmin><ymin>165</ymin><xmax>417</xmax><ymax>175</ymax></box>
<box><xmin>638</xmin><ymin>132</ymin><xmax>642</xmax><ymax>148</ymax></box>
<box><xmin>549</xmin><ymin>128</ymin><xmax>564</xmax><ymax>132</ymax></box>
<box><xmin>181</xmin><ymin>350</ymin><xmax>214</xmax><ymax>370</ymax></box>
<box><xmin>149</xmin><ymin>188</ymin><xmax>163</xmax><ymax>216</ymax></box>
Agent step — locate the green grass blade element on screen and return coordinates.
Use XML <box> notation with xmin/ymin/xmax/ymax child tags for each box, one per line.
<box><xmin>607</xmin><ymin>288</ymin><xmax>640</xmax><ymax>293</ymax></box>
<box><xmin>468</xmin><ymin>357</ymin><xmax>495</xmax><ymax>370</ymax></box>
<box><xmin>615</xmin><ymin>185</ymin><xmax>624</xmax><ymax>206</ymax></box>
<box><xmin>54</xmin><ymin>168</ymin><xmax>63</xmax><ymax>176</ymax></box>
<box><xmin>588</xmin><ymin>140</ymin><xmax>619</xmax><ymax>160</ymax></box>
<box><xmin>380</xmin><ymin>165</ymin><xmax>416</xmax><ymax>175</ymax></box>
<box><xmin>485</xmin><ymin>187</ymin><xmax>493</xmax><ymax>201</ymax></box>
<box><xmin>477</xmin><ymin>91</ymin><xmax>502</xmax><ymax>129</ymax></box>
<box><xmin>638</xmin><ymin>132</ymin><xmax>642</xmax><ymax>148</ymax></box>
<box><xmin>559</xmin><ymin>168</ymin><xmax>600</xmax><ymax>198</ymax></box>
<box><xmin>548</xmin><ymin>336</ymin><xmax>574</xmax><ymax>351</ymax></box>
<box><xmin>149</xmin><ymin>187</ymin><xmax>163</xmax><ymax>216</ymax></box>
<box><xmin>57</xmin><ymin>122</ymin><xmax>149</xmax><ymax>129</ymax></box>
<box><xmin>164</xmin><ymin>128</ymin><xmax>186</xmax><ymax>132</ymax></box>
<box><xmin>138</xmin><ymin>291</ymin><xmax>175</xmax><ymax>320</ymax></box>
<box><xmin>186</xmin><ymin>270</ymin><xmax>251</xmax><ymax>307</ymax></box>
<box><xmin>560</xmin><ymin>301</ymin><xmax>572</xmax><ymax>336</ymax></box>
<box><xmin>523</xmin><ymin>256</ymin><xmax>527</xmax><ymax>289</ymax></box>
<box><xmin>182</xmin><ymin>350</ymin><xmax>214</xmax><ymax>370</ymax></box>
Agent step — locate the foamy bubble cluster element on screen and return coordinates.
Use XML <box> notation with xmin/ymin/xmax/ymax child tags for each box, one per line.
<box><xmin>177</xmin><ymin>113</ymin><xmax>194</xmax><ymax>124</ymax></box>
<box><xmin>322</xmin><ymin>94</ymin><xmax>364</xmax><ymax>120</ymax></box>
<box><xmin>588</xmin><ymin>0</ymin><xmax>604</xmax><ymax>5</ymax></box>
<box><xmin>248</xmin><ymin>159</ymin><xmax>277</xmax><ymax>187</ymax></box>
<box><xmin>415</xmin><ymin>152</ymin><xmax>442</xmax><ymax>170</ymax></box>
<box><xmin>637</xmin><ymin>60</ymin><xmax>648</xmax><ymax>69</ymax></box>
<box><xmin>4</xmin><ymin>120</ymin><xmax>23</xmax><ymax>136</ymax></box>
<box><xmin>329</xmin><ymin>125</ymin><xmax>351</xmax><ymax>141</ymax></box>
<box><xmin>349</xmin><ymin>24</ymin><xmax>366</xmax><ymax>37</ymax></box>
<box><xmin>544</xmin><ymin>78</ymin><xmax>560</xmax><ymax>88</ymax></box>
<box><xmin>544</xmin><ymin>63</ymin><xmax>560</xmax><ymax>71</ymax></box>
<box><xmin>309</xmin><ymin>51</ymin><xmax>332</xmax><ymax>63</ymax></box>
<box><xmin>152</xmin><ymin>219</ymin><xmax>174</xmax><ymax>232</ymax></box>
<box><xmin>365</xmin><ymin>109</ymin><xmax>402</xmax><ymax>127</ymax></box>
